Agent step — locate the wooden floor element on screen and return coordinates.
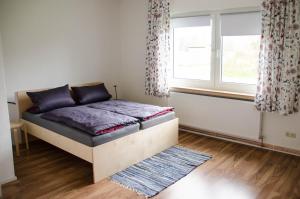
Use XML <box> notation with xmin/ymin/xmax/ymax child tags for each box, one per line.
<box><xmin>2</xmin><ymin>132</ymin><xmax>300</xmax><ymax>199</ymax></box>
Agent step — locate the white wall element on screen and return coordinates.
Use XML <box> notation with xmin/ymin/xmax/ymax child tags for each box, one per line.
<box><xmin>169</xmin><ymin>92</ymin><xmax>261</xmax><ymax>140</ymax></box>
<box><xmin>0</xmin><ymin>35</ymin><xmax>16</xmax><ymax>196</ymax></box>
<box><xmin>0</xmin><ymin>0</ymin><xmax>120</xmax><ymax>103</ymax></box>
<box><xmin>119</xmin><ymin>0</ymin><xmax>167</xmax><ymax>106</ymax></box>
<box><xmin>263</xmin><ymin>112</ymin><xmax>300</xmax><ymax>151</ymax></box>
<box><xmin>119</xmin><ymin>0</ymin><xmax>300</xmax><ymax>151</ymax></box>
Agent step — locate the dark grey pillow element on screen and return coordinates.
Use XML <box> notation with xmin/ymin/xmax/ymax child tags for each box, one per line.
<box><xmin>71</xmin><ymin>83</ymin><xmax>112</xmax><ymax>105</ymax></box>
<box><xmin>27</xmin><ymin>85</ymin><xmax>75</xmax><ymax>113</ymax></box>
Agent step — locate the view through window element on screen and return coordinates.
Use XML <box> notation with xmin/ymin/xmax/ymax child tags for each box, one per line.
<box><xmin>171</xmin><ymin>11</ymin><xmax>261</xmax><ymax>93</ymax></box>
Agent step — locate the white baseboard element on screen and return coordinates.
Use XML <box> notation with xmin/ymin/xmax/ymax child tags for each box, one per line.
<box><xmin>180</xmin><ymin>125</ymin><xmax>300</xmax><ymax>157</ymax></box>
<box><xmin>0</xmin><ymin>175</ymin><xmax>17</xmax><ymax>185</ymax></box>
<box><xmin>0</xmin><ymin>175</ymin><xmax>17</xmax><ymax>198</ymax></box>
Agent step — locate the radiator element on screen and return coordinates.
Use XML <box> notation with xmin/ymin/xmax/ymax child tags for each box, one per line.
<box><xmin>168</xmin><ymin>92</ymin><xmax>262</xmax><ymax>141</ymax></box>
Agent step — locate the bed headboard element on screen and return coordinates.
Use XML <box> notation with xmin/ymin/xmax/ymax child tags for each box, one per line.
<box><xmin>15</xmin><ymin>82</ymin><xmax>102</xmax><ymax>118</ymax></box>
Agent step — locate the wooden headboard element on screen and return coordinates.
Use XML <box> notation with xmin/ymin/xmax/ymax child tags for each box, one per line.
<box><xmin>15</xmin><ymin>82</ymin><xmax>102</xmax><ymax>118</ymax></box>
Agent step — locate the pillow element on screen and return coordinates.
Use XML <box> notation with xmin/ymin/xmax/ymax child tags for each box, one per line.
<box><xmin>27</xmin><ymin>85</ymin><xmax>75</xmax><ymax>113</ymax></box>
<box><xmin>71</xmin><ymin>83</ymin><xmax>112</xmax><ymax>105</ymax></box>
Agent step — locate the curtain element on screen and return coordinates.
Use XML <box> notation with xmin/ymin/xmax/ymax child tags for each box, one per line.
<box><xmin>255</xmin><ymin>0</ymin><xmax>300</xmax><ymax>115</ymax></box>
<box><xmin>145</xmin><ymin>0</ymin><xmax>170</xmax><ymax>97</ymax></box>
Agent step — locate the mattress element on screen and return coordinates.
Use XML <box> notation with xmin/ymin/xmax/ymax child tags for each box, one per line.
<box><xmin>140</xmin><ymin>111</ymin><xmax>176</xmax><ymax>129</ymax></box>
<box><xmin>22</xmin><ymin>112</ymin><xmax>140</xmax><ymax>147</ymax></box>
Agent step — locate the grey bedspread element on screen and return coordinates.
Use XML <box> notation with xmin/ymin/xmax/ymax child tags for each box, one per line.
<box><xmin>41</xmin><ymin>106</ymin><xmax>138</xmax><ymax>135</ymax></box>
<box><xmin>88</xmin><ymin>100</ymin><xmax>174</xmax><ymax>121</ymax></box>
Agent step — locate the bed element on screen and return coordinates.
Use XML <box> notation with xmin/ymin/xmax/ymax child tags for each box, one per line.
<box><xmin>16</xmin><ymin>82</ymin><xmax>178</xmax><ymax>183</ymax></box>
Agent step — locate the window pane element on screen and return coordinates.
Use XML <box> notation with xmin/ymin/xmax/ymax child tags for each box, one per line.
<box><xmin>221</xmin><ymin>35</ymin><xmax>260</xmax><ymax>84</ymax></box>
<box><xmin>173</xmin><ymin>26</ymin><xmax>211</xmax><ymax>80</ymax></box>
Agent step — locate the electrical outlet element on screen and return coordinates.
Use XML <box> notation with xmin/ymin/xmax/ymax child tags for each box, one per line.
<box><xmin>286</xmin><ymin>132</ymin><xmax>297</xmax><ymax>139</ymax></box>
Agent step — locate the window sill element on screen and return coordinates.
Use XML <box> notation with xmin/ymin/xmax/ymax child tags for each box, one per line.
<box><xmin>170</xmin><ymin>87</ymin><xmax>255</xmax><ymax>101</ymax></box>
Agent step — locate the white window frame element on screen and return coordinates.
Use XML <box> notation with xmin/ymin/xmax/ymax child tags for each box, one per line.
<box><xmin>170</xmin><ymin>7</ymin><xmax>261</xmax><ymax>94</ymax></box>
<box><xmin>170</xmin><ymin>14</ymin><xmax>215</xmax><ymax>89</ymax></box>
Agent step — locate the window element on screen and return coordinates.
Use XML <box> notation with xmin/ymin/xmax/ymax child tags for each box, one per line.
<box><xmin>221</xmin><ymin>35</ymin><xmax>260</xmax><ymax>84</ymax></box>
<box><xmin>172</xmin><ymin>16</ymin><xmax>212</xmax><ymax>80</ymax></box>
<box><xmin>171</xmin><ymin>11</ymin><xmax>261</xmax><ymax>94</ymax></box>
<box><xmin>220</xmin><ymin>12</ymin><xmax>261</xmax><ymax>86</ymax></box>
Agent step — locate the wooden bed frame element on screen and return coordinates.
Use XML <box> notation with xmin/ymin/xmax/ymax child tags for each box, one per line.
<box><xmin>15</xmin><ymin>83</ymin><xmax>179</xmax><ymax>183</ymax></box>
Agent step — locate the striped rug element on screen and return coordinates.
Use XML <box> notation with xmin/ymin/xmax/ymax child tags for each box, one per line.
<box><xmin>111</xmin><ymin>146</ymin><xmax>211</xmax><ymax>198</ymax></box>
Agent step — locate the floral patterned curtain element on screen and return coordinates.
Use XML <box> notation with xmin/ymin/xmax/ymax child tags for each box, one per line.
<box><xmin>255</xmin><ymin>0</ymin><xmax>300</xmax><ymax>115</ymax></box>
<box><xmin>145</xmin><ymin>0</ymin><xmax>170</xmax><ymax>97</ymax></box>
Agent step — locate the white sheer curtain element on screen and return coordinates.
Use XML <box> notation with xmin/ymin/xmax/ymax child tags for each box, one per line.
<box><xmin>145</xmin><ymin>0</ymin><xmax>170</xmax><ymax>97</ymax></box>
<box><xmin>255</xmin><ymin>0</ymin><xmax>300</xmax><ymax>115</ymax></box>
